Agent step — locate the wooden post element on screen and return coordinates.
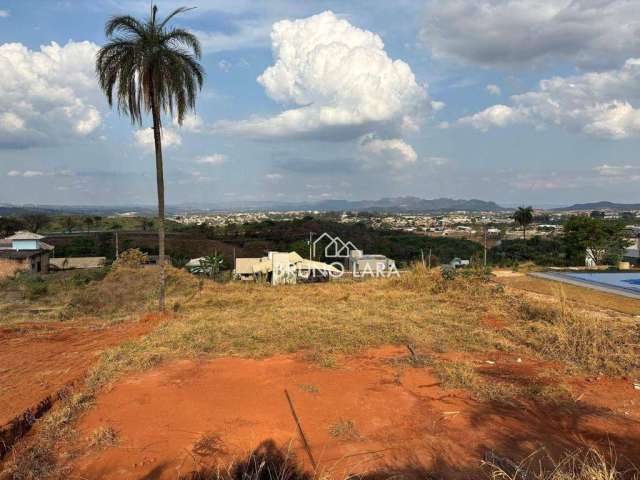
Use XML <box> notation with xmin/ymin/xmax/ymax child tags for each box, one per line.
<box><xmin>284</xmin><ymin>389</ymin><xmax>317</xmax><ymax>470</ymax></box>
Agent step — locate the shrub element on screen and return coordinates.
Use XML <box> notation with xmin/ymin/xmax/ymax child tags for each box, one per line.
<box><xmin>112</xmin><ymin>248</ymin><xmax>148</xmax><ymax>269</ymax></box>
<box><xmin>23</xmin><ymin>275</ymin><xmax>48</xmax><ymax>300</ymax></box>
<box><xmin>8</xmin><ymin>442</ymin><xmax>56</xmax><ymax>480</ymax></box>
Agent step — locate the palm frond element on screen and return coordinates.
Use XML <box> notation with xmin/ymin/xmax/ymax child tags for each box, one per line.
<box><xmin>161</xmin><ymin>28</ymin><xmax>202</xmax><ymax>58</ymax></box>
<box><xmin>158</xmin><ymin>6</ymin><xmax>196</xmax><ymax>30</ymax></box>
<box><xmin>96</xmin><ymin>5</ymin><xmax>204</xmax><ymax>125</ymax></box>
<box><xmin>104</xmin><ymin>15</ymin><xmax>145</xmax><ymax>38</ymax></box>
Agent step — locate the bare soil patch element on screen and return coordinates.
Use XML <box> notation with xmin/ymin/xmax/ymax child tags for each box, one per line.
<box><xmin>0</xmin><ymin>318</ymin><xmax>157</xmax><ymax>427</ymax></box>
<box><xmin>63</xmin><ymin>347</ymin><xmax>640</xmax><ymax>480</ymax></box>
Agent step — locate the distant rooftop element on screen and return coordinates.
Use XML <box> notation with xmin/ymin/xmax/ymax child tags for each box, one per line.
<box><xmin>4</xmin><ymin>231</ymin><xmax>45</xmax><ymax>240</ymax></box>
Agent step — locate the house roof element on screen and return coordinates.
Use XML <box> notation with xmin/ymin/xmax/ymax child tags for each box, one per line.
<box><xmin>4</xmin><ymin>231</ymin><xmax>45</xmax><ymax>240</ymax></box>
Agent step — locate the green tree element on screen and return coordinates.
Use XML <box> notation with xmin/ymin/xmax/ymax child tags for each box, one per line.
<box><xmin>83</xmin><ymin>216</ymin><xmax>95</xmax><ymax>233</ymax></box>
<box><xmin>140</xmin><ymin>217</ymin><xmax>154</xmax><ymax>232</ymax></box>
<box><xmin>564</xmin><ymin>216</ymin><xmax>627</xmax><ymax>266</ymax></box>
<box><xmin>513</xmin><ymin>206</ymin><xmax>534</xmax><ymax>239</ymax></box>
<box><xmin>0</xmin><ymin>217</ymin><xmax>26</xmax><ymax>237</ymax></box>
<box><xmin>61</xmin><ymin>216</ymin><xmax>76</xmax><ymax>233</ymax></box>
<box><xmin>96</xmin><ymin>5</ymin><xmax>204</xmax><ymax>311</ymax></box>
<box><xmin>22</xmin><ymin>213</ymin><xmax>50</xmax><ymax>233</ymax></box>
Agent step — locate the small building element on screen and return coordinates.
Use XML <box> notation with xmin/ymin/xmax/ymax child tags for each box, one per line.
<box><xmin>233</xmin><ymin>252</ymin><xmax>340</xmax><ymax>284</ymax></box>
<box><xmin>0</xmin><ymin>231</ymin><xmax>54</xmax><ymax>273</ymax></box>
<box><xmin>232</xmin><ymin>257</ymin><xmax>263</xmax><ymax>280</ymax></box>
<box><xmin>349</xmin><ymin>250</ymin><xmax>396</xmax><ymax>276</ymax></box>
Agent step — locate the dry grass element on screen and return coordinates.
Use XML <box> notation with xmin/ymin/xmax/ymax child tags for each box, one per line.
<box><xmin>485</xmin><ymin>447</ymin><xmax>640</xmax><ymax>480</ymax></box>
<box><xmin>5</xmin><ymin>442</ymin><xmax>57</xmax><ymax>480</ymax></box>
<box><xmin>432</xmin><ymin>359</ymin><xmax>570</xmax><ymax>404</ymax></box>
<box><xmin>3</xmin><ymin>265</ymin><xmax>639</xmax><ymax>480</ymax></box>
<box><xmin>88</xmin><ymin>426</ymin><xmax>119</xmax><ymax>449</ymax></box>
<box><xmin>85</xmin><ymin>269</ymin><xmax>506</xmax><ymax>389</ymax></box>
<box><xmin>64</xmin><ymin>265</ymin><xmax>199</xmax><ymax>319</ymax></box>
<box><xmin>328</xmin><ymin>419</ymin><xmax>360</xmax><ymax>441</ymax></box>
<box><xmin>80</xmin><ymin>266</ymin><xmax>639</xmax><ymax>392</ymax></box>
<box><xmin>496</xmin><ymin>274</ymin><xmax>640</xmax><ymax>315</ymax></box>
<box><xmin>507</xmin><ymin>290</ymin><xmax>639</xmax><ymax>376</ymax></box>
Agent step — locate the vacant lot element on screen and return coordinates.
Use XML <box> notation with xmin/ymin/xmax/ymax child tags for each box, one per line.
<box><xmin>1</xmin><ymin>265</ymin><xmax>639</xmax><ymax>479</ymax></box>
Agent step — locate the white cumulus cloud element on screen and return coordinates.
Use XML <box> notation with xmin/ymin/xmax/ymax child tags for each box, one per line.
<box><xmin>456</xmin><ymin>58</ymin><xmax>640</xmax><ymax>139</ymax></box>
<box><xmin>0</xmin><ymin>41</ymin><xmax>102</xmax><ymax>149</ymax></box>
<box><xmin>457</xmin><ymin>105</ymin><xmax>528</xmax><ymax>131</ymax></box>
<box><xmin>422</xmin><ymin>0</ymin><xmax>640</xmax><ymax>69</ymax></box>
<box><xmin>222</xmin><ymin>11</ymin><xmax>429</xmax><ymax>143</ymax></box>
<box><xmin>134</xmin><ymin>128</ymin><xmax>182</xmax><ymax>150</ymax></box>
<box><xmin>196</xmin><ymin>154</ymin><xmax>227</xmax><ymax>165</ymax></box>
<box><xmin>174</xmin><ymin>114</ymin><xmax>204</xmax><ymax>133</ymax></box>
<box><xmin>0</xmin><ymin>10</ymin><xmax>9</xmax><ymax>18</ymax></box>
<box><xmin>359</xmin><ymin>135</ymin><xmax>418</xmax><ymax>169</ymax></box>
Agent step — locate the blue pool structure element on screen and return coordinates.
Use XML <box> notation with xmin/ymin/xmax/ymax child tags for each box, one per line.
<box><xmin>531</xmin><ymin>271</ymin><xmax>640</xmax><ymax>299</ymax></box>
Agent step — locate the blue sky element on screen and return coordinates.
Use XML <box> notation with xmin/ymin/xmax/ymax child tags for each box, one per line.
<box><xmin>1</xmin><ymin>0</ymin><xmax>639</xmax><ymax>207</ymax></box>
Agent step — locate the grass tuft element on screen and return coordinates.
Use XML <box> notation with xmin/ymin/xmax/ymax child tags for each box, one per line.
<box><xmin>485</xmin><ymin>447</ymin><xmax>639</xmax><ymax>480</ymax></box>
<box><xmin>328</xmin><ymin>419</ymin><xmax>360</xmax><ymax>441</ymax></box>
<box><xmin>88</xmin><ymin>426</ymin><xmax>119</xmax><ymax>449</ymax></box>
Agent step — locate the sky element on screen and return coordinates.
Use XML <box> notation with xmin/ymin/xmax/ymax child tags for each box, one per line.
<box><xmin>0</xmin><ymin>0</ymin><xmax>640</xmax><ymax>208</ymax></box>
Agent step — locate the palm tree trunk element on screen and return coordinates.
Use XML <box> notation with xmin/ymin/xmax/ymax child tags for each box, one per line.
<box><xmin>150</xmin><ymin>89</ymin><xmax>166</xmax><ymax>312</ymax></box>
<box><xmin>523</xmin><ymin>226</ymin><xmax>526</xmax><ymax>240</ymax></box>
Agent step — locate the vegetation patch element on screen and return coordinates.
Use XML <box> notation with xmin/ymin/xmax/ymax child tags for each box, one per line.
<box><xmin>64</xmin><ymin>264</ymin><xmax>199</xmax><ymax>319</ymax></box>
<box><xmin>328</xmin><ymin>419</ymin><xmax>360</xmax><ymax>441</ymax></box>
<box><xmin>88</xmin><ymin>426</ymin><xmax>119</xmax><ymax>450</ymax></box>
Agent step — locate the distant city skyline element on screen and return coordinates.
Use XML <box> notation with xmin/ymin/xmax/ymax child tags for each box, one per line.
<box><xmin>1</xmin><ymin>0</ymin><xmax>640</xmax><ymax>206</ymax></box>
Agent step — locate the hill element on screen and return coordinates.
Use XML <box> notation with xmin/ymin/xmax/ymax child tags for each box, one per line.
<box><xmin>555</xmin><ymin>201</ymin><xmax>640</xmax><ymax>211</ymax></box>
<box><xmin>177</xmin><ymin>196</ymin><xmax>507</xmax><ymax>213</ymax></box>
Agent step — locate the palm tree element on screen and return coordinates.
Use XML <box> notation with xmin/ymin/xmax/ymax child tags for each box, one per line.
<box><xmin>96</xmin><ymin>5</ymin><xmax>204</xmax><ymax>311</ymax></box>
<box><xmin>513</xmin><ymin>206</ymin><xmax>534</xmax><ymax>240</ymax></box>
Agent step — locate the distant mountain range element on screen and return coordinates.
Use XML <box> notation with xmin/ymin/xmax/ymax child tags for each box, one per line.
<box><xmin>0</xmin><ymin>197</ymin><xmax>507</xmax><ymax>215</ymax></box>
<box><xmin>172</xmin><ymin>197</ymin><xmax>507</xmax><ymax>213</ymax></box>
<box><xmin>304</xmin><ymin>196</ymin><xmax>506</xmax><ymax>212</ymax></box>
<box><xmin>2</xmin><ymin>198</ymin><xmax>638</xmax><ymax>215</ymax></box>
<box><xmin>552</xmin><ymin>201</ymin><xmax>640</xmax><ymax>212</ymax></box>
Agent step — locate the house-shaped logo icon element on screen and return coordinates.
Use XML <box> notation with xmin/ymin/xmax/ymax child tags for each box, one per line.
<box><xmin>312</xmin><ymin>232</ymin><xmax>358</xmax><ymax>259</ymax></box>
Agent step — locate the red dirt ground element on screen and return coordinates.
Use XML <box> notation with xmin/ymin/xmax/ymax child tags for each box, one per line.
<box><xmin>66</xmin><ymin>347</ymin><xmax>640</xmax><ymax>479</ymax></box>
<box><xmin>0</xmin><ymin>316</ymin><xmax>160</xmax><ymax>427</ymax></box>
